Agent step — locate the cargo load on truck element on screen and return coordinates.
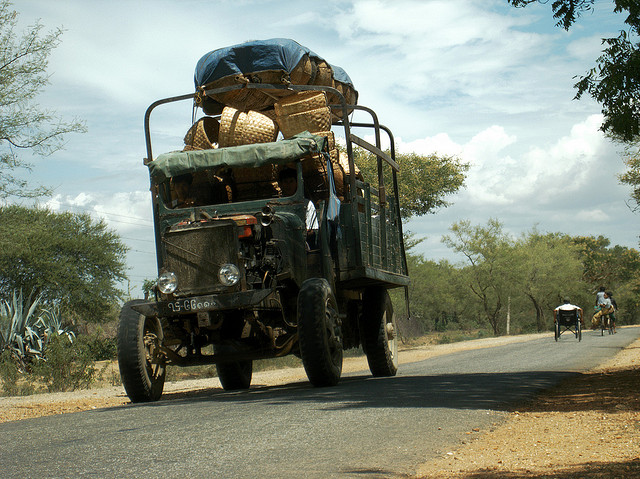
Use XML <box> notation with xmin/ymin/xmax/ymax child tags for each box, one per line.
<box><xmin>193</xmin><ymin>38</ymin><xmax>358</xmax><ymax>118</ymax></box>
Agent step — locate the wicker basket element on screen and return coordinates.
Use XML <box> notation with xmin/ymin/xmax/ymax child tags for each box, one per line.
<box><xmin>274</xmin><ymin>91</ymin><xmax>328</xmax><ymax>117</ymax></box>
<box><xmin>311</xmin><ymin>60</ymin><xmax>333</xmax><ymax>87</ymax></box>
<box><xmin>219</xmin><ymin>107</ymin><xmax>278</xmax><ymax>147</ymax></box>
<box><xmin>277</xmin><ymin>107</ymin><xmax>331</xmax><ymax>138</ymax></box>
<box><xmin>183</xmin><ymin>116</ymin><xmax>219</xmax><ymax>150</ymax></box>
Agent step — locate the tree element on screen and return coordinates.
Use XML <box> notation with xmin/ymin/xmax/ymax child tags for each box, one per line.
<box><xmin>0</xmin><ymin>0</ymin><xmax>85</xmax><ymax>199</ymax></box>
<box><xmin>508</xmin><ymin>1</ymin><xmax>640</xmax><ymax>142</ymax></box>
<box><xmin>442</xmin><ymin>219</ymin><xmax>513</xmax><ymax>335</ymax></box>
<box><xmin>0</xmin><ymin>205</ymin><xmax>128</xmax><ymax>323</ymax></box>
<box><xmin>513</xmin><ymin>230</ymin><xmax>585</xmax><ymax>332</ymax></box>
<box><xmin>353</xmin><ymin>147</ymin><xmax>469</xmax><ymax>219</ymax></box>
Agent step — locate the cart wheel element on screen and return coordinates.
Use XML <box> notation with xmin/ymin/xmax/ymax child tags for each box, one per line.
<box><xmin>554</xmin><ymin>322</ymin><xmax>559</xmax><ymax>342</ymax></box>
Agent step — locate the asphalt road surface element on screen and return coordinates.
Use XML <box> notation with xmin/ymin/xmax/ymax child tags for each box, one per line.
<box><xmin>2</xmin><ymin>326</ymin><xmax>638</xmax><ymax>479</ymax></box>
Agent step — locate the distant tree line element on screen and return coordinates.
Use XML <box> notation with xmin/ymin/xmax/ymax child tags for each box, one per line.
<box><xmin>396</xmin><ymin>219</ymin><xmax>640</xmax><ymax>337</ymax></box>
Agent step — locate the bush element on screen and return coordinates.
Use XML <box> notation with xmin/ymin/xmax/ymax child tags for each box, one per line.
<box><xmin>83</xmin><ymin>328</ymin><xmax>117</xmax><ymax>361</ymax></box>
<box><xmin>0</xmin><ymin>350</ymin><xmax>35</xmax><ymax>396</ymax></box>
<box><xmin>31</xmin><ymin>335</ymin><xmax>97</xmax><ymax>392</ymax></box>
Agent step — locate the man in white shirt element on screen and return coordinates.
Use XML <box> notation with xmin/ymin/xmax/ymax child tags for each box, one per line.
<box><xmin>554</xmin><ymin>299</ymin><xmax>583</xmax><ymax>327</ymax></box>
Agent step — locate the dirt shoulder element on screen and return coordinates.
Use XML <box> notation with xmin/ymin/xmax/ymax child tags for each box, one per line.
<box><xmin>416</xmin><ymin>329</ymin><xmax>640</xmax><ymax>478</ymax></box>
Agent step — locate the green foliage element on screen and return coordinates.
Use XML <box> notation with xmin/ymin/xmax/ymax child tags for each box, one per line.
<box><xmin>354</xmin><ymin>147</ymin><xmax>469</xmax><ymax>219</ymax></box>
<box><xmin>0</xmin><ymin>289</ymin><xmax>75</xmax><ymax>367</ymax></box>
<box><xmin>513</xmin><ymin>230</ymin><xmax>586</xmax><ymax>331</ymax></box>
<box><xmin>30</xmin><ymin>334</ymin><xmax>97</xmax><ymax>392</ymax></box>
<box><xmin>442</xmin><ymin>219</ymin><xmax>513</xmax><ymax>335</ymax></box>
<box><xmin>434</xmin><ymin>221</ymin><xmax>640</xmax><ymax>335</ymax></box>
<box><xmin>0</xmin><ymin>350</ymin><xmax>34</xmax><ymax>396</ymax></box>
<box><xmin>83</xmin><ymin>328</ymin><xmax>117</xmax><ymax>361</ymax></box>
<box><xmin>0</xmin><ymin>0</ymin><xmax>86</xmax><ymax>199</ymax></box>
<box><xmin>0</xmin><ymin>205</ymin><xmax>128</xmax><ymax>323</ymax></box>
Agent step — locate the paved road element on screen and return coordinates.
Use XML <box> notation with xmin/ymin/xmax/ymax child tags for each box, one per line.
<box><xmin>2</xmin><ymin>326</ymin><xmax>638</xmax><ymax>478</ymax></box>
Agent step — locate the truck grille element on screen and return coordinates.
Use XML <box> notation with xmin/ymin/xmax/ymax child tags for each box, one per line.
<box><xmin>163</xmin><ymin>220</ymin><xmax>242</xmax><ymax>296</ymax></box>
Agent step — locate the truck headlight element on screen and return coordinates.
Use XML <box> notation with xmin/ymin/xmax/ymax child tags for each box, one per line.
<box><xmin>157</xmin><ymin>271</ymin><xmax>178</xmax><ymax>294</ymax></box>
<box><xmin>218</xmin><ymin>263</ymin><xmax>240</xmax><ymax>286</ymax></box>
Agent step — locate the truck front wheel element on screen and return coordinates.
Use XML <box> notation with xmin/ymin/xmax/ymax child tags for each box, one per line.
<box><xmin>297</xmin><ymin>278</ymin><xmax>343</xmax><ymax>387</ymax></box>
<box><xmin>361</xmin><ymin>287</ymin><xmax>398</xmax><ymax>377</ymax></box>
<box><xmin>117</xmin><ymin>300</ymin><xmax>166</xmax><ymax>402</ymax></box>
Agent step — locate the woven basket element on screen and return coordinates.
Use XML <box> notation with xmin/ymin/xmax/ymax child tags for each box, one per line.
<box><xmin>277</xmin><ymin>107</ymin><xmax>331</xmax><ymax>138</ymax></box>
<box><xmin>311</xmin><ymin>60</ymin><xmax>333</xmax><ymax>87</ymax></box>
<box><xmin>219</xmin><ymin>107</ymin><xmax>278</xmax><ymax>147</ymax></box>
<box><xmin>274</xmin><ymin>91</ymin><xmax>328</xmax><ymax>117</ymax></box>
<box><xmin>183</xmin><ymin>116</ymin><xmax>219</xmax><ymax>150</ymax></box>
<box><xmin>329</xmin><ymin>79</ymin><xmax>357</xmax><ymax>121</ymax></box>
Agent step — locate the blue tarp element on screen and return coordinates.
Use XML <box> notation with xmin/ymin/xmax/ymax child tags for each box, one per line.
<box><xmin>194</xmin><ymin>38</ymin><xmax>355</xmax><ymax>90</ymax></box>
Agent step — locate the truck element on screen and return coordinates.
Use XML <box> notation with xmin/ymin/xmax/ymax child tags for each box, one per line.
<box><xmin>117</xmin><ymin>39</ymin><xmax>410</xmax><ymax>402</ymax></box>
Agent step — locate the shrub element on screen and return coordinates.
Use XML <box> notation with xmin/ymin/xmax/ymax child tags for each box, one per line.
<box><xmin>83</xmin><ymin>328</ymin><xmax>117</xmax><ymax>361</ymax></box>
<box><xmin>0</xmin><ymin>350</ymin><xmax>35</xmax><ymax>396</ymax></box>
<box><xmin>31</xmin><ymin>335</ymin><xmax>97</xmax><ymax>392</ymax></box>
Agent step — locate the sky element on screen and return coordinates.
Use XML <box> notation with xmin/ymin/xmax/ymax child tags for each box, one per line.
<box><xmin>9</xmin><ymin>0</ymin><xmax>639</xmax><ymax>297</ymax></box>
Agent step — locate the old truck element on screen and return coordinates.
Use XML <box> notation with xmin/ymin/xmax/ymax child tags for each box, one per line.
<box><xmin>117</xmin><ymin>39</ymin><xmax>410</xmax><ymax>402</ymax></box>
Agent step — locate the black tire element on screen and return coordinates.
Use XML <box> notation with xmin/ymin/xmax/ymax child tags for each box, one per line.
<box><xmin>601</xmin><ymin>318</ymin><xmax>605</xmax><ymax>336</ymax></box>
<box><xmin>554</xmin><ymin>322</ymin><xmax>559</xmax><ymax>342</ymax></box>
<box><xmin>297</xmin><ymin>278</ymin><xmax>343</xmax><ymax>387</ymax></box>
<box><xmin>360</xmin><ymin>287</ymin><xmax>398</xmax><ymax>376</ymax></box>
<box><xmin>117</xmin><ymin>300</ymin><xmax>166</xmax><ymax>402</ymax></box>
<box><xmin>214</xmin><ymin>344</ymin><xmax>253</xmax><ymax>390</ymax></box>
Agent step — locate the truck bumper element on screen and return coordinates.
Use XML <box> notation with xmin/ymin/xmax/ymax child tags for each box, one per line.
<box><xmin>131</xmin><ymin>288</ymin><xmax>275</xmax><ymax>317</ymax></box>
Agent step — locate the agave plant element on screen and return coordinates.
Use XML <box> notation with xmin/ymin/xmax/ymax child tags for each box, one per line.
<box><xmin>37</xmin><ymin>306</ymin><xmax>75</xmax><ymax>346</ymax></box>
<box><xmin>0</xmin><ymin>290</ymin><xmax>44</xmax><ymax>361</ymax></box>
<box><xmin>0</xmin><ymin>290</ymin><xmax>74</xmax><ymax>365</ymax></box>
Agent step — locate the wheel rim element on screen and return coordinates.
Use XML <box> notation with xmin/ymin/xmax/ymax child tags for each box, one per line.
<box><xmin>325</xmin><ymin>298</ymin><xmax>342</xmax><ymax>368</ymax></box>
<box><xmin>383</xmin><ymin>310</ymin><xmax>398</xmax><ymax>363</ymax></box>
<box><xmin>143</xmin><ymin>318</ymin><xmax>165</xmax><ymax>382</ymax></box>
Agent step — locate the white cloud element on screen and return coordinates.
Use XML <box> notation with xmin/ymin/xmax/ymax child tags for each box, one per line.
<box><xmin>43</xmin><ymin>191</ymin><xmax>152</xmax><ymax>234</ymax></box>
<box><xmin>576</xmin><ymin>209</ymin><xmax>610</xmax><ymax>222</ymax></box>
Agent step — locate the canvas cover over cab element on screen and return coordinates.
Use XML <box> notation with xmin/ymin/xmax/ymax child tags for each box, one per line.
<box><xmin>148</xmin><ymin>132</ymin><xmax>327</xmax><ymax>184</ymax></box>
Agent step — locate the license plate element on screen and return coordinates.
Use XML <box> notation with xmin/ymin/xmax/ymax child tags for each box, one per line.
<box><xmin>164</xmin><ymin>297</ymin><xmax>218</xmax><ymax>313</ymax></box>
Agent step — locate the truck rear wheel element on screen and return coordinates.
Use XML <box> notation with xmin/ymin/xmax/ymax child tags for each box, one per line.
<box><xmin>117</xmin><ymin>300</ymin><xmax>166</xmax><ymax>402</ymax></box>
<box><xmin>297</xmin><ymin>278</ymin><xmax>343</xmax><ymax>387</ymax></box>
<box><xmin>361</xmin><ymin>287</ymin><xmax>398</xmax><ymax>377</ymax></box>
<box><xmin>214</xmin><ymin>344</ymin><xmax>253</xmax><ymax>390</ymax></box>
